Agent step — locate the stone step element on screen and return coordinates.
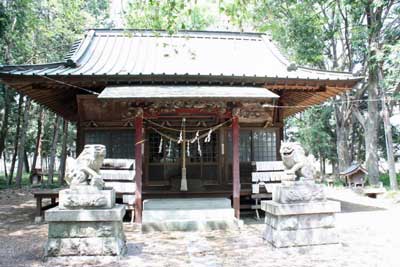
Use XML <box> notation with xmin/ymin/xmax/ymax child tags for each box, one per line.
<box><xmin>142</xmin><ymin>219</ymin><xmax>239</xmax><ymax>232</ymax></box>
<box><xmin>143</xmin><ymin>208</ymin><xmax>235</xmax><ymax>221</ymax></box>
<box><xmin>142</xmin><ymin>198</ymin><xmax>239</xmax><ymax>232</ymax></box>
<box><xmin>143</xmin><ymin>198</ymin><xmax>231</xmax><ymax>210</ymax></box>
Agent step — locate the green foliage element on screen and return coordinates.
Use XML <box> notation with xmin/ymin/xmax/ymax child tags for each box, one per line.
<box><xmin>0</xmin><ymin>173</ymin><xmax>63</xmax><ymax>189</ymax></box>
<box><xmin>125</xmin><ymin>0</ymin><xmax>215</xmax><ymax>32</ymax></box>
<box><xmin>223</xmin><ymin>0</ymin><xmax>326</xmax><ymax>67</ymax></box>
<box><xmin>0</xmin><ymin>0</ymin><xmax>107</xmax><ymax>188</ymax></box>
<box><xmin>380</xmin><ymin>173</ymin><xmax>400</xmax><ymax>188</ymax></box>
<box><xmin>286</xmin><ymin>106</ymin><xmax>337</xmax><ymax>163</ymax></box>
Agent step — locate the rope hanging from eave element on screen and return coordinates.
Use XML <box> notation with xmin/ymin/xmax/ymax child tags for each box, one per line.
<box><xmin>146</xmin><ymin>118</ymin><xmax>232</xmax><ymax>142</ymax></box>
<box><xmin>144</xmin><ymin>118</ymin><xmax>232</xmax><ymax>133</ymax></box>
<box><xmin>149</xmin><ymin>127</ymin><xmax>179</xmax><ymax>142</ymax></box>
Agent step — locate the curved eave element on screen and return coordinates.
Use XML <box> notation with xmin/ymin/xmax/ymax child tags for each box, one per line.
<box><xmin>0</xmin><ymin>72</ymin><xmax>362</xmax><ymax>122</ymax></box>
<box><xmin>0</xmin><ymin>72</ymin><xmax>362</xmax><ymax>86</ymax></box>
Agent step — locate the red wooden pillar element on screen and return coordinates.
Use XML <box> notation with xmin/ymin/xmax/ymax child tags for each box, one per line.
<box><xmin>232</xmin><ymin>115</ymin><xmax>240</xmax><ymax>219</ymax></box>
<box><xmin>134</xmin><ymin>114</ymin><xmax>143</xmax><ymax>223</ymax></box>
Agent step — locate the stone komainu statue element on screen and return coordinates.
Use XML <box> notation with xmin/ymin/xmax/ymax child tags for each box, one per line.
<box><xmin>279</xmin><ymin>141</ymin><xmax>315</xmax><ymax>181</ymax></box>
<box><xmin>65</xmin><ymin>144</ymin><xmax>106</xmax><ymax>189</ymax></box>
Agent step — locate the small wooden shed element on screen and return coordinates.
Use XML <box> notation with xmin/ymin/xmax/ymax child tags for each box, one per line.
<box><xmin>340</xmin><ymin>164</ymin><xmax>367</xmax><ymax>187</ymax></box>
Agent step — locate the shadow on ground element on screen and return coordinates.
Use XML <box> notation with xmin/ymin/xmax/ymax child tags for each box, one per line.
<box><xmin>338</xmin><ymin>201</ymin><xmax>385</xmax><ymax>213</ymax></box>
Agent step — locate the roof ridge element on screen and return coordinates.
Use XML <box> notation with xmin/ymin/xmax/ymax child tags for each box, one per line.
<box><xmin>66</xmin><ymin>30</ymin><xmax>96</xmax><ymax>67</ymax></box>
<box><xmin>88</xmin><ymin>28</ymin><xmax>263</xmax><ymax>35</ymax></box>
<box><xmin>260</xmin><ymin>35</ymin><xmax>291</xmax><ymax>67</ymax></box>
<box><xmin>0</xmin><ymin>62</ymin><xmax>66</xmax><ymax>71</ymax></box>
<box><xmin>296</xmin><ymin>66</ymin><xmax>358</xmax><ymax>76</ymax></box>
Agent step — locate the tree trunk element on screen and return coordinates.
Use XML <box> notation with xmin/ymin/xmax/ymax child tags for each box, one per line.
<box><xmin>335</xmin><ymin>101</ymin><xmax>350</xmax><ymax>172</ymax></box>
<box><xmin>319</xmin><ymin>153</ymin><xmax>324</xmax><ymax>177</ymax></box>
<box><xmin>15</xmin><ymin>98</ymin><xmax>31</xmax><ymax>188</ymax></box>
<box><xmin>24</xmin><ymin>151</ymin><xmax>29</xmax><ymax>173</ymax></box>
<box><xmin>365</xmin><ymin>57</ymin><xmax>381</xmax><ymax>185</ymax></box>
<box><xmin>8</xmin><ymin>94</ymin><xmax>24</xmax><ymax>185</ymax></box>
<box><xmin>59</xmin><ymin>119</ymin><xmax>69</xmax><ymax>185</ymax></box>
<box><xmin>382</xmin><ymin>95</ymin><xmax>398</xmax><ymax>190</ymax></box>
<box><xmin>48</xmin><ymin>116</ymin><xmax>61</xmax><ymax>184</ymax></box>
<box><xmin>0</xmin><ymin>86</ymin><xmax>12</xmax><ymax>157</ymax></box>
<box><xmin>336</xmin><ymin>126</ymin><xmax>351</xmax><ymax>172</ymax></box>
<box><xmin>363</xmin><ymin>1</ymin><xmax>386</xmax><ymax>186</ymax></box>
<box><xmin>30</xmin><ymin>108</ymin><xmax>44</xmax><ymax>178</ymax></box>
<box><xmin>3</xmin><ymin>151</ymin><xmax>8</xmax><ymax>182</ymax></box>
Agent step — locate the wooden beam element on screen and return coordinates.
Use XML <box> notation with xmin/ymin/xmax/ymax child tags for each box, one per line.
<box><xmin>232</xmin><ymin>115</ymin><xmax>240</xmax><ymax>219</ymax></box>
<box><xmin>134</xmin><ymin>113</ymin><xmax>143</xmax><ymax>223</ymax></box>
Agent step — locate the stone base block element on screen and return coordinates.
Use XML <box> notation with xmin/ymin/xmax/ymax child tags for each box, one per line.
<box><xmin>261</xmin><ymin>200</ymin><xmax>340</xmax><ymax>216</ymax></box>
<box><xmin>265</xmin><ymin>213</ymin><xmax>335</xmax><ymax>231</ymax></box>
<box><xmin>264</xmin><ymin>224</ymin><xmax>339</xmax><ymax>248</ymax></box>
<box><xmin>59</xmin><ymin>187</ymin><xmax>115</xmax><ymax>209</ymax></box>
<box><xmin>45</xmin><ymin>236</ymin><xmax>126</xmax><ymax>256</ymax></box>
<box><xmin>262</xmin><ymin>199</ymin><xmax>341</xmax><ymax>248</ymax></box>
<box><xmin>48</xmin><ymin>221</ymin><xmax>124</xmax><ymax>238</ymax></box>
<box><xmin>45</xmin><ymin>204</ymin><xmax>125</xmax><ymax>222</ymax></box>
<box><xmin>45</xmin><ymin>205</ymin><xmax>127</xmax><ymax>257</ymax></box>
<box><xmin>273</xmin><ymin>180</ymin><xmax>326</xmax><ymax>204</ymax></box>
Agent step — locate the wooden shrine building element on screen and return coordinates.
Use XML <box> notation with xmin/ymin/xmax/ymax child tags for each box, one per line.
<box><xmin>0</xmin><ymin>29</ymin><xmax>361</xmax><ymax>222</ymax></box>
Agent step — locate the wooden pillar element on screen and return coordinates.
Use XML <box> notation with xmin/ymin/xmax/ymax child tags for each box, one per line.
<box><xmin>232</xmin><ymin>115</ymin><xmax>240</xmax><ymax>219</ymax></box>
<box><xmin>134</xmin><ymin>113</ymin><xmax>143</xmax><ymax>223</ymax></box>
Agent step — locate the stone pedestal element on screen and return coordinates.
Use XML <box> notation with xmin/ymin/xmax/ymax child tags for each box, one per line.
<box><xmin>262</xmin><ymin>181</ymin><xmax>340</xmax><ymax>248</ymax></box>
<box><xmin>45</xmin><ymin>186</ymin><xmax>127</xmax><ymax>257</ymax></box>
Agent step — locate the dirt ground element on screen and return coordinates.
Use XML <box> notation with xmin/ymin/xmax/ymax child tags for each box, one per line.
<box><xmin>0</xmin><ymin>188</ymin><xmax>400</xmax><ymax>267</ymax></box>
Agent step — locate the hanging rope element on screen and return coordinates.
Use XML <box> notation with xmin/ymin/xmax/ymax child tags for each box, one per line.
<box><xmin>167</xmin><ymin>140</ymin><xmax>172</xmax><ymax>157</ymax></box>
<box><xmin>197</xmin><ymin>138</ymin><xmax>202</xmax><ymax>156</ymax></box>
<box><xmin>149</xmin><ymin>127</ymin><xmax>178</xmax><ymax>142</ymax></box>
<box><xmin>177</xmin><ymin>130</ymin><xmax>183</xmax><ymax>144</ymax></box>
<box><xmin>186</xmin><ymin>141</ymin><xmax>190</xmax><ymax>156</ymax></box>
<box><xmin>149</xmin><ymin>119</ymin><xmax>231</xmax><ymax>144</ymax></box>
<box><xmin>144</xmin><ymin>118</ymin><xmax>232</xmax><ymax>133</ymax></box>
<box><xmin>190</xmin><ymin>131</ymin><xmax>199</xmax><ymax>144</ymax></box>
<box><xmin>204</xmin><ymin>129</ymin><xmax>212</xmax><ymax>143</ymax></box>
<box><xmin>158</xmin><ymin>136</ymin><xmax>163</xmax><ymax>154</ymax></box>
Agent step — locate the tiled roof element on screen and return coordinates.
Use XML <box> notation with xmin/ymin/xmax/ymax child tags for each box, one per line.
<box><xmin>340</xmin><ymin>164</ymin><xmax>368</xmax><ymax>176</ymax></box>
<box><xmin>0</xmin><ymin>29</ymin><xmax>359</xmax><ymax>81</ymax></box>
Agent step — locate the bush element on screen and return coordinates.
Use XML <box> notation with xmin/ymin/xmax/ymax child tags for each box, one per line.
<box><xmin>379</xmin><ymin>173</ymin><xmax>400</xmax><ymax>188</ymax></box>
<box><xmin>0</xmin><ymin>173</ymin><xmax>63</xmax><ymax>190</ymax></box>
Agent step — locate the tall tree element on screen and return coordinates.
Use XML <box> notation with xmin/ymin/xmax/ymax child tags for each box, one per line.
<box><xmin>8</xmin><ymin>94</ymin><xmax>24</xmax><ymax>184</ymax></box>
<box><xmin>223</xmin><ymin>0</ymin><xmax>399</xmax><ymax>187</ymax></box>
<box><xmin>0</xmin><ymin>86</ymin><xmax>13</xmax><ymax>158</ymax></box>
<box><xmin>15</xmin><ymin>98</ymin><xmax>31</xmax><ymax>188</ymax></box>
<box><xmin>30</xmin><ymin>106</ymin><xmax>44</xmax><ymax>182</ymax></box>
<box><xmin>59</xmin><ymin>119</ymin><xmax>68</xmax><ymax>185</ymax></box>
<box><xmin>47</xmin><ymin>116</ymin><xmax>61</xmax><ymax>184</ymax></box>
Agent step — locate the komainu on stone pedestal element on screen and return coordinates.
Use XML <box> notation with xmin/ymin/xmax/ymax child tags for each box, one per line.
<box><xmin>262</xmin><ymin>143</ymin><xmax>341</xmax><ymax>248</ymax></box>
<box><xmin>44</xmin><ymin>144</ymin><xmax>127</xmax><ymax>257</ymax></box>
<box><xmin>279</xmin><ymin>141</ymin><xmax>315</xmax><ymax>181</ymax></box>
<box><xmin>65</xmin><ymin>144</ymin><xmax>106</xmax><ymax>189</ymax></box>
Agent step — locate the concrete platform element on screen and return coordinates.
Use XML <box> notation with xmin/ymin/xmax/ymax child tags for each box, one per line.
<box><xmin>142</xmin><ymin>198</ymin><xmax>240</xmax><ymax>232</ymax></box>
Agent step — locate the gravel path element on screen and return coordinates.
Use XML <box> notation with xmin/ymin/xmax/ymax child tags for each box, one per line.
<box><xmin>1</xmin><ymin>188</ymin><xmax>399</xmax><ymax>267</ymax></box>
